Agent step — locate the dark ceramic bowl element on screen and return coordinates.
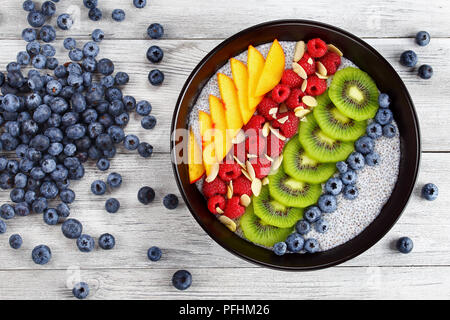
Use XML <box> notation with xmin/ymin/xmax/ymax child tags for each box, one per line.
<box><xmin>171</xmin><ymin>20</ymin><xmax>420</xmax><ymax>270</ymax></box>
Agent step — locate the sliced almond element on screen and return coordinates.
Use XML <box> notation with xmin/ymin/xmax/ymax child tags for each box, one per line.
<box><xmin>307</xmin><ymin>57</ymin><xmax>314</xmax><ymax>65</ymax></box>
<box><xmin>279</xmin><ymin>103</ymin><xmax>288</xmax><ymax>113</ymax></box>
<box><xmin>295</xmin><ymin>108</ymin><xmax>311</xmax><ymax>118</ymax></box>
<box><xmin>216</xmin><ymin>207</ymin><xmax>224</xmax><ymax>214</ymax></box>
<box><xmin>292</xmin><ymin>62</ymin><xmax>307</xmax><ymax>80</ymax></box>
<box><xmin>300</xmin><ymin>116</ymin><xmax>308</xmax><ymax>122</ymax></box>
<box><xmin>293</xmin><ymin>40</ymin><xmax>305</xmax><ymax>62</ymax></box>
<box><xmin>262</xmin><ymin>122</ymin><xmax>270</xmax><ymax>137</ymax></box>
<box><xmin>302</xmin><ymin>95</ymin><xmax>318</xmax><ymax>108</ymax></box>
<box><xmin>277</xmin><ymin>116</ymin><xmax>289</xmax><ymax>124</ymax></box>
<box><xmin>301</xmin><ymin>79</ymin><xmax>307</xmax><ymax>92</ymax></box>
<box><xmin>316</xmin><ymin>61</ymin><xmax>327</xmax><ymax>76</ymax></box>
<box><xmin>327</xmin><ymin>44</ymin><xmax>343</xmax><ymax>57</ymax></box>
<box><xmin>269</xmin><ymin>126</ymin><xmax>286</xmax><ymax>141</ymax></box>
<box><xmin>262</xmin><ymin>177</ymin><xmax>270</xmax><ymax>186</ymax></box>
<box><xmin>219</xmin><ymin>215</ymin><xmax>237</xmax><ymax>232</ymax></box>
<box><xmin>270</xmin><ymin>155</ymin><xmax>283</xmax><ymax>174</ymax></box>
<box><xmin>205</xmin><ymin>163</ymin><xmax>219</xmax><ymax>183</ymax></box>
<box><xmin>251</xmin><ymin>178</ymin><xmax>262</xmax><ymax>197</ymax></box>
<box><xmin>268</xmin><ymin>107</ymin><xmax>278</xmax><ymax>119</ymax></box>
<box><xmin>240</xmin><ymin>194</ymin><xmax>251</xmax><ymax>207</ymax></box>
<box><xmin>315</xmin><ymin>72</ymin><xmax>329</xmax><ymax>80</ymax></box>
<box><xmin>247</xmin><ymin>153</ymin><xmax>257</xmax><ymax>159</ymax></box>
<box><xmin>264</xmin><ymin>154</ymin><xmax>274</xmax><ymax>162</ymax></box>
<box><xmin>233</xmin><ymin>155</ymin><xmax>245</xmax><ymax>168</ymax></box>
<box><xmin>242</xmin><ymin>169</ymin><xmax>252</xmax><ymax>181</ymax></box>
<box><xmin>227</xmin><ymin>182</ymin><xmax>233</xmax><ymax>199</ymax></box>
<box><xmin>246</xmin><ymin>160</ymin><xmax>256</xmax><ymax>181</ymax></box>
<box><xmin>232</xmin><ymin>130</ymin><xmax>245</xmax><ymax>144</ymax></box>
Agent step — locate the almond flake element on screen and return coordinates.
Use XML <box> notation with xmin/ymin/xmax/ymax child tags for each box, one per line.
<box><xmin>277</xmin><ymin>116</ymin><xmax>289</xmax><ymax>124</ymax></box>
<box><xmin>233</xmin><ymin>155</ymin><xmax>245</xmax><ymax>168</ymax></box>
<box><xmin>240</xmin><ymin>194</ymin><xmax>251</xmax><ymax>207</ymax></box>
<box><xmin>300</xmin><ymin>116</ymin><xmax>308</xmax><ymax>122</ymax></box>
<box><xmin>307</xmin><ymin>57</ymin><xmax>314</xmax><ymax>65</ymax></box>
<box><xmin>302</xmin><ymin>95</ymin><xmax>318</xmax><ymax>108</ymax></box>
<box><xmin>327</xmin><ymin>44</ymin><xmax>343</xmax><ymax>57</ymax></box>
<box><xmin>264</xmin><ymin>154</ymin><xmax>274</xmax><ymax>162</ymax></box>
<box><xmin>316</xmin><ymin>61</ymin><xmax>327</xmax><ymax>76</ymax></box>
<box><xmin>219</xmin><ymin>215</ymin><xmax>237</xmax><ymax>232</ymax></box>
<box><xmin>269</xmin><ymin>126</ymin><xmax>286</xmax><ymax>141</ymax></box>
<box><xmin>246</xmin><ymin>160</ymin><xmax>256</xmax><ymax>181</ymax></box>
<box><xmin>251</xmin><ymin>178</ymin><xmax>262</xmax><ymax>197</ymax></box>
<box><xmin>295</xmin><ymin>108</ymin><xmax>311</xmax><ymax>118</ymax></box>
<box><xmin>232</xmin><ymin>130</ymin><xmax>245</xmax><ymax>144</ymax></box>
<box><xmin>292</xmin><ymin>62</ymin><xmax>307</xmax><ymax>80</ymax></box>
<box><xmin>262</xmin><ymin>177</ymin><xmax>269</xmax><ymax>185</ymax></box>
<box><xmin>268</xmin><ymin>107</ymin><xmax>278</xmax><ymax>118</ymax></box>
<box><xmin>242</xmin><ymin>169</ymin><xmax>252</xmax><ymax>181</ymax></box>
<box><xmin>301</xmin><ymin>79</ymin><xmax>307</xmax><ymax>92</ymax></box>
<box><xmin>293</xmin><ymin>41</ymin><xmax>305</xmax><ymax>62</ymax></box>
<box><xmin>262</xmin><ymin>122</ymin><xmax>270</xmax><ymax>137</ymax></box>
<box><xmin>216</xmin><ymin>207</ymin><xmax>224</xmax><ymax>214</ymax></box>
<box><xmin>205</xmin><ymin>163</ymin><xmax>219</xmax><ymax>183</ymax></box>
<box><xmin>315</xmin><ymin>72</ymin><xmax>328</xmax><ymax>80</ymax></box>
<box><xmin>227</xmin><ymin>184</ymin><xmax>233</xmax><ymax>199</ymax></box>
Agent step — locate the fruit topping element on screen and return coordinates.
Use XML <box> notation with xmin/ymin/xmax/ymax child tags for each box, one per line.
<box><xmin>297</xmin><ymin>52</ymin><xmax>316</xmax><ymax>75</ymax></box>
<box><xmin>271</xmin><ymin>84</ymin><xmax>291</xmax><ymax>103</ymax></box>
<box><xmin>306</xmin><ymin>38</ymin><xmax>328</xmax><ymax>58</ymax></box>
<box><xmin>271</xmin><ymin>111</ymin><xmax>299</xmax><ymax>138</ymax></box>
<box><xmin>224</xmin><ymin>196</ymin><xmax>246</xmax><ymax>219</ymax></box>
<box><xmin>281</xmin><ymin>69</ymin><xmax>303</xmax><ymax>88</ymax></box>
<box><xmin>245</xmin><ymin>132</ymin><xmax>266</xmax><ymax>156</ymax></box>
<box><xmin>305</xmin><ymin>75</ymin><xmax>327</xmax><ymax>96</ymax></box>
<box><xmin>257</xmin><ymin>97</ymin><xmax>279</xmax><ymax>121</ymax></box>
<box><xmin>218</xmin><ymin>162</ymin><xmax>242</xmax><ymax>182</ymax></box>
<box><xmin>232</xmin><ymin>175</ymin><xmax>252</xmax><ymax>197</ymax></box>
<box><xmin>285</xmin><ymin>88</ymin><xmax>306</xmax><ymax>110</ymax></box>
<box><xmin>318</xmin><ymin>51</ymin><xmax>341</xmax><ymax>75</ymax></box>
<box><xmin>202</xmin><ymin>177</ymin><xmax>227</xmax><ymax>198</ymax></box>
<box><xmin>207</xmin><ymin>195</ymin><xmax>226</xmax><ymax>214</ymax></box>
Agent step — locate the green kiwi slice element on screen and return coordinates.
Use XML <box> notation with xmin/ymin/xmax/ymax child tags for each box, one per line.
<box><xmin>268</xmin><ymin>166</ymin><xmax>322</xmax><ymax>208</ymax></box>
<box><xmin>329</xmin><ymin>67</ymin><xmax>379</xmax><ymax>121</ymax></box>
<box><xmin>298</xmin><ymin>113</ymin><xmax>354</xmax><ymax>163</ymax></box>
<box><xmin>253</xmin><ymin>186</ymin><xmax>303</xmax><ymax>228</ymax></box>
<box><xmin>283</xmin><ymin>135</ymin><xmax>336</xmax><ymax>183</ymax></box>
<box><xmin>313</xmin><ymin>91</ymin><xmax>367</xmax><ymax>141</ymax></box>
<box><xmin>240</xmin><ymin>203</ymin><xmax>293</xmax><ymax>247</ymax></box>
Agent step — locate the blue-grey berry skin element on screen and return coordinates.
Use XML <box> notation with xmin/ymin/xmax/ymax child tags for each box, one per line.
<box><xmin>43</xmin><ymin>208</ymin><xmax>59</xmax><ymax>225</ymax></box>
<box><xmin>57</xmin><ymin>203</ymin><xmax>70</xmax><ymax>218</ymax></box>
<box><xmin>141</xmin><ymin>115</ymin><xmax>157</xmax><ymax>130</ymax></box>
<box><xmin>378</xmin><ymin>93</ymin><xmax>391</xmax><ymax>108</ymax></box>
<box><xmin>343</xmin><ymin>184</ymin><xmax>359</xmax><ymax>200</ymax></box>
<box><xmin>147</xmin><ymin>23</ymin><xmax>164</xmax><ymax>39</ymax></box>
<box><xmin>76</xmin><ymin>234</ymin><xmax>95</xmax><ymax>252</ymax></box>
<box><xmin>124</xmin><ymin>135</ymin><xmax>140</xmax><ymax>150</ymax></box>
<box><xmin>112</xmin><ymin>9</ymin><xmax>125</xmax><ymax>22</ymax></box>
<box><xmin>366</xmin><ymin>122</ymin><xmax>383</xmax><ymax>139</ymax></box>
<box><xmin>314</xmin><ymin>219</ymin><xmax>330</xmax><ymax>234</ymax></box>
<box><xmin>396</xmin><ymin>237</ymin><xmax>413</xmax><ymax>254</ymax></box>
<box><xmin>88</xmin><ymin>7</ymin><xmax>102</xmax><ymax>21</ymax></box>
<box><xmin>107</xmin><ymin>172</ymin><xmax>122</xmax><ymax>189</ymax></box>
<box><xmin>325</xmin><ymin>177</ymin><xmax>343</xmax><ymax>196</ymax></box>
<box><xmin>73</xmin><ymin>282</ymin><xmax>90</xmax><ymax>299</ymax></box>
<box><xmin>355</xmin><ymin>136</ymin><xmax>374</xmax><ymax>155</ymax></box>
<box><xmin>57</xmin><ymin>14</ymin><xmax>73</xmax><ymax>30</ymax></box>
<box><xmin>172</xmin><ymin>270</ymin><xmax>192</xmax><ymax>291</ymax></box>
<box><xmin>0</xmin><ymin>220</ymin><xmax>6</xmax><ymax>234</ymax></box>
<box><xmin>304</xmin><ymin>238</ymin><xmax>320</xmax><ymax>253</ymax></box>
<box><xmin>365</xmin><ymin>152</ymin><xmax>380</xmax><ymax>166</ymax></box>
<box><xmin>138</xmin><ymin>186</ymin><xmax>155</xmax><ymax>204</ymax></box>
<box><xmin>92</xmin><ymin>29</ymin><xmax>105</xmax><ymax>42</ymax></box>
<box><xmin>9</xmin><ymin>234</ymin><xmax>23</xmax><ymax>249</ymax></box>
<box><xmin>400</xmin><ymin>50</ymin><xmax>418</xmax><ymax>67</ymax></box>
<box><xmin>285</xmin><ymin>233</ymin><xmax>304</xmax><ymax>252</ymax></box>
<box><xmin>61</xmin><ymin>219</ymin><xmax>83</xmax><ymax>239</ymax></box>
<box><xmin>148</xmin><ymin>69</ymin><xmax>164</xmax><ymax>86</ymax></box>
<box><xmin>105</xmin><ymin>198</ymin><xmax>120</xmax><ymax>213</ymax></box>
<box><xmin>421</xmin><ymin>183</ymin><xmax>438</xmax><ymax>201</ymax></box>
<box><xmin>418</xmin><ymin>64</ymin><xmax>433</xmax><ymax>79</ymax></box>
<box><xmin>91</xmin><ymin>180</ymin><xmax>106</xmax><ymax>195</ymax></box>
<box><xmin>163</xmin><ymin>194</ymin><xmax>178</xmax><ymax>210</ymax></box>
<box><xmin>1</xmin><ymin>204</ymin><xmax>15</xmax><ymax>220</ymax></box>
<box><xmin>295</xmin><ymin>219</ymin><xmax>310</xmax><ymax>235</ymax></box>
<box><xmin>98</xmin><ymin>233</ymin><xmax>115</xmax><ymax>250</ymax></box>
<box><xmin>27</xmin><ymin>11</ymin><xmax>45</xmax><ymax>28</ymax></box>
<box><xmin>304</xmin><ymin>206</ymin><xmax>322</xmax><ymax>223</ymax></box>
<box><xmin>138</xmin><ymin>142</ymin><xmax>153</xmax><ymax>158</ymax></box>
<box><xmin>415</xmin><ymin>31</ymin><xmax>430</xmax><ymax>46</ymax></box>
<box><xmin>146</xmin><ymin>45</ymin><xmax>164</xmax><ymax>63</ymax></box>
<box><xmin>96</xmin><ymin>158</ymin><xmax>110</xmax><ymax>171</ymax></box>
<box><xmin>133</xmin><ymin>0</ymin><xmax>147</xmax><ymax>8</ymax></box>
<box><xmin>273</xmin><ymin>242</ymin><xmax>287</xmax><ymax>256</ymax></box>
<box><xmin>318</xmin><ymin>194</ymin><xmax>337</xmax><ymax>213</ymax></box>
<box><xmin>31</xmin><ymin>245</ymin><xmax>52</xmax><ymax>265</ymax></box>
<box><xmin>347</xmin><ymin>152</ymin><xmax>365</xmax><ymax>171</ymax></box>
<box><xmin>136</xmin><ymin>100</ymin><xmax>152</xmax><ymax>116</ymax></box>
<box><xmin>147</xmin><ymin>246</ymin><xmax>162</xmax><ymax>261</ymax></box>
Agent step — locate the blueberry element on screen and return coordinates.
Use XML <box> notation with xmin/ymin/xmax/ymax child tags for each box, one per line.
<box><xmin>26</xmin><ymin>41</ymin><xmax>41</xmax><ymax>56</ymax></box>
<box><xmin>23</xmin><ymin>0</ymin><xmax>35</xmax><ymax>11</ymax></box>
<box><xmin>314</xmin><ymin>218</ymin><xmax>330</xmax><ymax>234</ymax></box>
<box><xmin>365</xmin><ymin>152</ymin><xmax>380</xmax><ymax>166</ymax></box>
<box><xmin>22</xmin><ymin>28</ymin><xmax>37</xmax><ymax>42</ymax></box>
<box><xmin>10</xmin><ymin>188</ymin><xmax>25</xmax><ymax>203</ymax></box>
<box><xmin>422</xmin><ymin>183</ymin><xmax>438</xmax><ymax>201</ymax></box>
<box><xmin>137</xmin><ymin>142</ymin><xmax>153</xmax><ymax>158</ymax></box>
<box><xmin>33</xmin><ymin>104</ymin><xmax>51</xmax><ymax>123</ymax></box>
<box><xmin>40</xmin><ymin>181</ymin><xmax>59</xmax><ymax>199</ymax></box>
<box><xmin>112</xmin><ymin>9</ymin><xmax>126</xmax><ymax>22</ymax></box>
<box><xmin>0</xmin><ymin>220</ymin><xmax>6</xmax><ymax>234</ymax></box>
<box><xmin>3</xmin><ymin>94</ymin><xmax>20</xmax><ymax>112</ymax></box>
<box><xmin>383</xmin><ymin>124</ymin><xmax>396</xmax><ymax>138</ymax></box>
<box><xmin>43</xmin><ymin>208</ymin><xmax>59</xmax><ymax>225</ymax></box>
<box><xmin>14</xmin><ymin>173</ymin><xmax>28</xmax><ymax>188</ymax></box>
<box><xmin>1</xmin><ymin>204</ymin><xmax>15</xmax><ymax>220</ymax></box>
<box><xmin>83</xmin><ymin>42</ymin><xmax>99</xmax><ymax>58</ymax></box>
<box><xmin>61</xmin><ymin>218</ymin><xmax>82</xmax><ymax>239</ymax></box>
<box><xmin>40</xmin><ymin>25</ymin><xmax>56</xmax><ymax>43</ymax></box>
<box><xmin>64</xmin><ymin>144</ymin><xmax>77</xmax><ymax>156</ymax></box>
<box><xmin>163</xmin><ymin>194</ymin><xmax>178</xmax><ymax>210</ymax></box>
<box><xmin>24</xmin><ymin>190</ymin><xmax>36</xmax><ymax>204</ymax></box>
<box><xmin>9</xmin><ymin>234</ymin><xmax>23</xmax><ymax>249</ymax></box>
<box><xmin>15</xmin><ymin>202</ymin><xmax>30</xmax><ymax>216</ymax></box>
<box><xmin>57</xmin><ymin>14</ymin><xmax>73</xmax><ymax>30</ymax></box>
<box><xmin>343</xmin><ymin>184</ymin><xmax>359</xmax><ymax>200</ymax></box>
<box><xmin>273</xmin><ymin>242</ymin><xmax>287</xmax><ymax>256</ymax></box>
<box><xmin>91</xmin><ymin>180</ymin><xmax>106</xmax><ymax>195</ymax></box>
<box><xmin>63</xmin><ymin>38</ymin><xmax>77</xmax><ymax>50</ymax></box>
<box><xmin>400</xmin><ymin>50</ymin><xmax>418</xmax><ymax>67</ymax></box>
<box><xmin>396</xmin><ymin>237</ymin><xmax>413</xmax><ymax>254</ymax></box>
<box><xmin>88</xmin><ymin>7</ymin><xmax>102</xmax><ymax>21</ymax></box>
<box><xmin>318</xmin><ymin>194</ymin><xmax>337</xmax><ymax>213</ymax></box>
<box><xmin>124</xmin><ymin>135</ymin><xmax>140</xmax><ymax>150</ymax></box>
<box><xmin>304</xmin><ymin>238</ymin><xmax>320</xmax><ymax>253</ymax></box>
<box><xmin>47</xmin><ymin>80</ymin><xmax>62</xmax><ymax>96</ymax></box>
<box><xmin>355</xmin><ymin>136</ymin><xmax>374</xmax><ymax>155</ymax></box>
<box><xmin>97</xmin><ymin>58</ymin><xmax>114</xmax><ymax>76</ymax></box>
<box><xmin>172</xmin><ymin>270</ymin><xmax>192</xmax><ymax>290</ymax></box>
<box><xmin>133</xmin><ymin>0</ymin><xmax>147</xmax><ymax>8</ymax></box>
<box><xmin>138</xmin><ymin>186</ymin><xmax>155</xmax><ymax>204</ymax></box>
<box><xmin>136</xmin><ymin>100</ymin><xmax>152</xmax><ymax>116</ymax></box>
<box><xmin>325</xmin><ymin>177</ymin><xmax>343</xmax><ymax>196</ymax></box>
<box><xmin>366</xmin><ymin>122</ymin><xmax>383</xmax><ymax>139</ymax></box>
<box><xmin>46</xmin><ymin>57</ymin><xmax>59</xmax><ymax>70</ymax></box>
<box><xmin>17</xmin><ymin>51</ymin><xmax>31</xmax><ymax>66</ymax></box>
<box><xmin>41</xmin><ymin>1</ymin><xmax>56</xmax><ymax>17</ymax></box>
<box><xmin>415</xmin><ymin>31</ymin><xmax>430</xmax><ymax>46</ymax></box>
<box><xmin>147</xmin><ymin>23</ymin><xmax>164</xmax><ymax>39</ymax></box>
<box><xmin>77</xmin><ymin>234</ymin><xmax>95</xmax><ymax>253</ymax></box>
<box><xmin>73</xmin><ymin>282</ymin><xmax>90</xmax><ymax>299</ymax></box>
<box><xmin>295</xmin><ymin>219</ymin><xmax>311</xmax><ymax>235</ymax></box>
<box><xmin>69</xmin><ymin>48</ymin><xmax>84</xmax><ymax>62</ymax></box>
<box><xmin>32</xmin><ymin>54</ymin><xmax>47</xmax><ymax>69</ymax></box>
<box><xmin>60</xmin><ymin>189</ymin><xmax>76</xmax><ymax>204</ymax></box>
<box><xmin>418</xmin><ymin>64</ymin><xmax>433</xmax><ymax>79</ymax></box>
<box><xmin>105</xmin><ymin>198</ymin><xmax>120</xmax><ymax>214</ymax></box>
<box><xmin>98</xmin><ymin>233</ymin><xmax>115</xmax><ymax>250</ymax></box>
<box><xmin>148</xmin><ymin>69</ymin><xmax>164</xmax><ymax>86</ymax></box>
<box><xmin>96</xmin><ymin>158</ymin><xmax>110</xmax><ymax>171</ymax></box>
<box><xmin>347</xmin><ymin>152</ymin><xmax>365</xmax><ymax>170</ymax></box>
<box><xmin>378</xmin><ymin>93</ymin><xmax>391</xmax><ymax>108</ymax></box>
<box><xmin>147</xmin><ymin>246</ymin><xmax>162</xmax><ymax>261</ymax></box>
<box><xmin>115</xmin><ymin>72</ymin><xmax>129</xmax><ymax>85</ymax></box>
<box><xmin>141</xmin><ymin>115</ymin><xmax>157</xmax><ymax>130</ymax></box>
<box><xmin>304</xmin><ymin>206</ymin><xmax>322</xmax><ymax>223</ymax></box>
<box><xmin>92</xmin><ymin>29</ymin><xmax>104</xmax><ymax>42</ymax></box>
<box><xmin>83</xmin><ymin>0</ymin><xmax>98</xmax><ymax>9</ymax></box>
<box><xmin>27</xmin><ymin>11</ymin><xmax>45</xmax><ymax>28</ymax></box>
<box><xmin>31</xmin><ymin>245</ymin><xmax>52</xmax><ymax>264</ymax></box>
<box><xmin>147</xmin><ymin>45</ymin><xmax>164</xmax><ymax>63</ymax></box>
<box><xmin>285</xmin><ymin>233</ymin><xmax>304</xmax><ymax>252</ymax></box>
<box><xmin>56</xmin><ymin>203</ymin><xmax>70</xmax><ymax>218</ymax></box>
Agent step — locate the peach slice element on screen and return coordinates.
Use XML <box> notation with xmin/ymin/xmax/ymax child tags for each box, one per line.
<box><xmin>255</xmin><ymin>39</ymin><xmax>285</xmax><ymax>97</ymax></box>
<box><xmin>230</xmin><ymin>58</ymin><xmax>252</xmax><ymax>125</ymax></box>
<box><xmin>217</xmin><ymin>73</ymin><xmax>243</xmax><ymax>140</ymax></box>
<box><xmin>247</xmin><ymin>45</ymin><xmax>265</xmax><ymax>113</ymax></box>
<box><xmin>198</xmin><ymin>111</ymin><xmax>216</xmax><ymax>176</ymax></box>
<box><xmin>209</xmin><ymin>95</ymin><xmax>230</xmax><ymax>162</ymax></box>
<box><xmin>188</xmin><ymin>127</ymin><xmax>205</xmax><ymax>184</ymax></box>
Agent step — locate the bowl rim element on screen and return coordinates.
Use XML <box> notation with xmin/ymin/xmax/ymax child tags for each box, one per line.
<box><xmin>171</xmin><ymin>19</ymin><xmax>421</xmax><ymax>271</ymax></box>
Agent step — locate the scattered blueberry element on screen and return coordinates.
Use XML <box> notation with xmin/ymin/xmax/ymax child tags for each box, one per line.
<box><xmin>91</xmin><ymin>180</ymin><xmax>106</xmax><ymax>195</ymax></box>
<box><xmin>92</xmin><ymin>29</ymin><xmax>105</xmax><ymax>42</ymax></box>
<box><xmin>72</xmin><ymin>282</ymin><xmax>90</xmax><ymax>299</ymax></box>
<box><xmin>61</xmin><ymin>219</ymin><xmax>83</xmax><ymax>239</ymax></box>
<box><xmin>147</xmin><ymin>23</ymin><xmax>164</xmax><ymax>39</ymax></box>
<box><xmin>318</xmin><ymin>194</ymin><xmax>337</xmax><ymax>213</ymax></box>
<box><xmin>76</xmin><ymin>234</ymin><xmax>95</xmax><ymax>253</ymax></box>
<box><xmin>96</xmin><ymin>158</ymin><xmax>110</xmax><ymax>171</ymax></box>
<box><xmin>343</xmin><ymin>184</ymin><xmax>359</xmax><ymax>200</ymax></box>
<box><xmin>147</xmin><ymin>246</ymin><xmax>162</xmax><ymax>261</ymax></box>
<box><xmin>366</xmin><ymin>122</ymin><xmax>383</xmax><ymax>139</ymax></box>
<box><xmin>105</xmin><ymin>198</ymin><xmax>120</xmax><ymax>213</ymax></box>
<box><xmin>98</xmin><ymin>233</ymin><xmax>115</xmax><ymax>250</ymax></box>
<box><xmin>163</xmin><ymin>194</ymin><xmax>178</xmax><ymax>210</ymax></box>
<box><xmin>325</xmin><ymin>177</ymin><xmax>343</xmax><ymax>196</ymax></box>
<box><xmin>138</xmin><ymin>186</ymin><xmax>155</xmax><ymax>205</ymax></box>
<box><xmin>355</xmin><ymin>136</ymin><xmax>374</xmax><ymax>155</ymax></box>
<box><xmin>112</xmin><ymin>9</ymin><xmax>126</xmax><ymax>22</ymax></box>
<box><xmin>304</xmin><ymin>238</ymin><xmax>319</xmax><ymax>253</ymax></box>
<box><xmin>57</xmin><ymin>14</ymin><xmax>73</xmax><ymax>30</ymax></box>
<box><xmin>88</xmin><ymin>8</ymin><xmax>102</xmax><ymax>21</ymax></box>
<box><xmin>133</xmin><ymin>0</ymin><xmax>147</xmax><ymax>8</ymax></box>
<box><xmin>415</xmin><ymin>31</ymin><xmax>430</xmax><ymax>46</ymax></box>
<box><xmin>378</xmin><ymin>93</ymin><xmax>391</xmax><ymax>108</ymax></box>
<box><xmin>314</xmin><ymin>219</ymin><xmax>330</xmax><ymax>234</ymax></box>
<box><xmin>295</xmin><ymin>219</ymin><xmax>311</xmax><ymax>235</ymax></box>
<box><xmin>421</xmin><ymin>183</ymin><xmax>438</xmax><ymax>201</ymax></box>
<box><xmin>148</xmin><ymin>69</ymin><xmax>164</xmax><ymax>86</ymax></box>
<box><xmin>347</xmin><ymin>152</ymin><xmax>365</xmax><ymax>170</ymax></box>
<box><xmin>400</xmin><ymin>50</ymin><xmax>418</xmax><ymax>67</ymax></box>
<box><xmin>147</xmin><ymin>45</ymin><xmax>164</xmax><ymax>63</ymax></box>
<box><xmin>0</xmin><ymin>220</ymin><xmax>6</xmax><ymax>234</ymax></box>
<box><xmin>396</xmin><ymin>237</ymin><xmax>413</xmax><ymax>254</ymax></box>
<box><xmin>285</xmin><ymin>233</ymin><xmax>304</xmax><ymax>252</ymax></box>
<box><xmin>418</xmin><ymin>64</ymin><xmax>433</xmax><ymax>79</ymax></box>
<box><xmin>31</xmin><ymin>245</ymin><xmax>52</xmax><ymax>265</ymax></box>
<box><xmin>107</xmin><ymin>172</ymin><xmax>122</xmax><ymax>189</ymax></box>
<box><xmin>136</xmin><ymin>100</ymin><xmax>152</xmax><ymax>116</ymax></box>
<box><xmin>304</xmin><ymin>206</ymin><xmax>322</xmax><ymax>223</ymax></box>
<box><xmin>137</xmin><ymin>142</ymin><xmax>153</xmax><ymax>158</ymax></box>
<box><xmin>365</xmin><ymin>152</ymin><xmax>380</xmax><ymax>166</ymax></box>
<box><xmin>172</xmin><ymin>270</ymin><xmax>192</xmax><ymax>291</ymax></box>
<box><xmin>141</xmin><ymin>116</ymin><xmax>157</xmax><ymax>130</ymax></box>
<box><xmin>273</xmin><ymin>242</ymin><xmax>287</xmax><ymax>256</ymax></box>
<box><xmin>9</xmin><ymin>234</ymin><xmax>23</xmax><ymax>249</ymax></box>
<box><xmin>83</xmin><ymin>0</ymin><xmax>98</xmax><ymax>9</ymax></box>
<box><xmin>63</xmin><ymin>38</ymin><xmax>77</xmax><ymax>50</ymax></box>
<box><xmin>43</xmin><ymin>208</ymin><xmax>59</xmax><ymax>225</ymax></box>
<box><xmin>124</xmin><ymin>135</ymin><xmax>140</xmax><ymax>150</ymax></box>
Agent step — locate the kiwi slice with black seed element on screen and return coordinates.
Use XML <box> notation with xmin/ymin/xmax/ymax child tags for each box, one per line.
<box><xmin>253</xmin><ymin>185</ymin><xmax>303</xmax><ymax>228</ymax></box>
<box><xmin>329</xmin><ymin>67</ymin><xmax>379</xmax><ymax>121</ymax></box>
<box><xmin>313</xmin><ymin>91</ymin><xmax>367</xmax><ymax>141</ymax></box>
<box><xmin>240</xmin><ymin>203</ymin><xmax>293</xmax><ymax>247</ymax></box>
<box><xmin>283</xmin><ymin>135</ymin><xmax>336</xmax><ymax>183</ymax></box>
<box><xmin>299</xmin><ymin>114</ymin><xmax>354</xmax><ymax>163</ymax></box>
<box><xmin>268</xmin><ymin>166</ymin><xmax>322</xmax><ymax>209</ymax></box>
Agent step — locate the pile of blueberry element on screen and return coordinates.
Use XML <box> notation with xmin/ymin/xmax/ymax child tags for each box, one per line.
<box><xmin>400</xmin><ymin>31</ymin><xmax>433</xmax><ymax>79</ymax></box>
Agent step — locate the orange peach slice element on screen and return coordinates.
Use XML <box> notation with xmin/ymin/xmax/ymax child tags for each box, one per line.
<box><xmin>255</xmin><ymin>39</ymin><xmax>285</xmax><ymax>97</ymax></box>
<box><xmin>198</xmin><ymin>111</ymin><xmax>216</xmax><ymax>176</ymax></box>
<box><xmin>217</xmin><ymin>73</ymin><xmax>243</xmax><ymax>140</ymax></box>
<box><xmin>247</xmin><ymin>45</ymin><xmax>265</xmax><ymax>113</ymax></box>
<box><xmin>209</xmin><ymin>95</ymin><xmax>230</xmax><ymax>162</ymax></box>
<box><xmin>188</xmin><ymin>127</ymin><xmax>205</xmax><ymax>184</ymax></box>
<box><xmin>230</xmin><ymin>58</ymin><xmax>252</xmax><ymax>125</ymax></box>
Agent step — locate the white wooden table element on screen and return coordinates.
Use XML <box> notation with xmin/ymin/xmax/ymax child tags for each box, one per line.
<box><xmin>0</xmin><ymin>0</ymin><xmax>449</xmax><ymax>300</ymax></box>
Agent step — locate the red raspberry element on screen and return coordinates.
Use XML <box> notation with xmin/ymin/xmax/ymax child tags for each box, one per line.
<box><xmin>245</xmin><ymin>133</ymin><xmax>266</xmax><ymax>156</ymax></box>
<box><xmin>271</xmin><ymin>111</ymin><xmax>299</xmax><ymax>138</ymax></box>
<box><xmin>271</xmin><ymin>84</ymin><xmax>291</xmax><ymax>103</ymax></box>
<box><xmin>266</xmin><ymin>133</ymin><xmax>285</xmax><ymax>158</ymax></box>
<box><xmin>307</xmin><ymin>38</ymin><xmax>328</xmax><ymax>58</ymax></box>
<box><xmin>207</xmin><ymin>195</ymin><xmax>226</xmax><ymax>214</ymax></box>
<box><xmin>297</xmin><ymin>52</ymin><xmax>316</xmax><ymax>76</ymax></box>
<box><xmin>250</xmin><ymin>157</ymin><xmax>272</xmax><ymax>179</ymax></box>
<box><xmin>257</xmin><ymin>97</ymin><xmax>279</xmax><ymax>121</ymax></box>
<box><xmin>224</xmin><ymin>196</ymin><xmax>246</xmax><ymax>219</ymax></box>
<box><xmin>319</xmin><ymin>51</ymin><xmax>341</xmax><ymax>75</ymax></box>
<box><xmin>305</xmin><ymin>75</ymin><xmax>327</xmax><ymax>96</ymax></box>
<box><xmin>202</xmin><ymin>178</ymin><xmax>226</xmax><ymax>199</ymax></box>
<box><xmin>233</xmin><ymin>175</ymin><xmax>252</xmax><ymax>197</ymax></box>
<box><xmin>243</xmin><ymin>115</ymin><xmax>265</xmax><ymax>133</ymax></box>
<box><xmin>281</xmin><ymin>69</ymin><xmax>303</xmax><ymax>88</ymax></box>
<box><xmin>285</xmin><ymin>88</ymin><xmax>305</xmax><ymax>110</ymax></box>
<box><xmin>218</xmin><ymin>162</ymin><xmax>241</xmax><ymax>182</ymax></box>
